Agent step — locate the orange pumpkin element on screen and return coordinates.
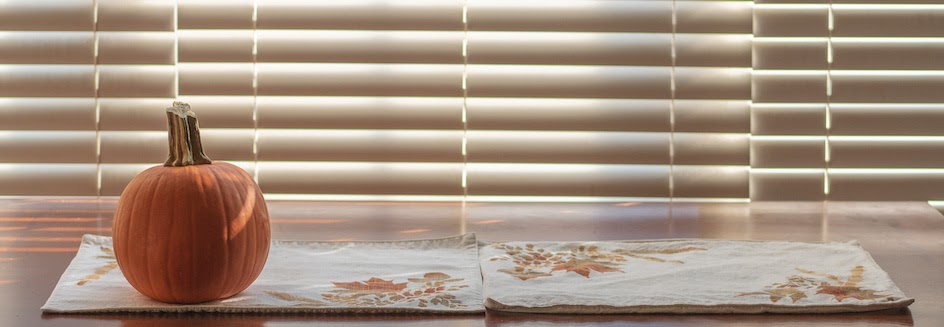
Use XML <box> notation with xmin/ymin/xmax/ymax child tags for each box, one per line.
<box><xmin>112</xmin><ymin>102</ymin><xmax>270</xmax><ymax>304</ymax></box>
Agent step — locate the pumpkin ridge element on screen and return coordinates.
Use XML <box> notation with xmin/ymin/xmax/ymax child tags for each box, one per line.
<box><xmin>248</xmin><ymin>178</ymin><xmax>270</xmax><ymax>292</ymax></box>
<box><xmin>144</xmin><ymin>172</ymin><xmax>172</xmax><ymax>302</ymax></box>
<box><xmin>112</xmin><ymin>170</ymin><xmax>140</xmax><ymax>291</ymax></box>
<box><xmin>163</xmin><ymin>170</ymin><xmax>180</xmax><ymax>303</ymax></box>
<box><xmin>188</xmin><ymin>168</ymin><xmax>201</xmax><ymax>301</ymax></box>
<box><xmin>134</xmin><ymin>171</ymin><xmax>161</xmax><ymax>299</ymax></box>
<box><xmin>120</xmin><ymin>169</ymin><xmax>161</xmax><ymax>297</ymax></box>
<box><xmin>227</xmin><ymin>166</ymin><xmax>253</xmax><ymax>297</ymax></box>
<box><xmin>210</xmin><ymin>164</ymin><xmax>232</xmax><ymax>300</ymax></box>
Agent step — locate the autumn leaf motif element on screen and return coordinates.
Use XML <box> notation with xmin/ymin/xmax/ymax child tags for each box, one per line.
<box><xmin>490</xmin><ymin>242</ymin><xmax>705</xmax><ymax>281</ymax></box>
<box><xmin>738</xmin><ymin>265</ymin><xmax>893</xmax><ymax>303</ymax></box>
<box><xmin>265</xmin><ymin>291</ymin><xmax>327</xmax><ymax>306</ymax></box>
<box><xmin>332</xmin><ymin>277</ymin><xmax>408</xmax><ymax>294</ymax></box>
<box><xmin>77</xmin><ymin>246</ymin><xmax>118</xmax><ymax>286</ymax></box>
<box><xmin>551</xmin><ymin>258</ymin><xmax>623</xmax><ymax>278</ymax></box>
<box><xmin>311</xmin><ymin>272</ymin><xmax>469</xmax><ymax>309</ymax></box>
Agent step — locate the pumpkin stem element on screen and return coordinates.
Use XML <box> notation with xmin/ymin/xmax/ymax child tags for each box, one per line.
<box><xmin>164</xmin><ymin>101</ymin><xmax>212</xmax><ymax>167</ymax></box>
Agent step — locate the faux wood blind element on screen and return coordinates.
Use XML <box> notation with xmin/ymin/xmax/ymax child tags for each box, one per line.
<box><xmin>2</xmin><ymin>0</ymin><xmax>940</xmax><ymax>202</ymax></box>
<box><xmin>752</xmin><ymin>0</ymin><xmax>944</xmax><ymax>201</ymax></box>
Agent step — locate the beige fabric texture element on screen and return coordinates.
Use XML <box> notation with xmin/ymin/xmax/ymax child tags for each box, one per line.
<box><xmin>42</xmin><ymin>234</ymin><xmax>484</xmax><ymax>314</ymax></box>
<box><xmin>479</xmin><ymin>239</ymin><xmax>913</xmax><ymax>314</ymax></box>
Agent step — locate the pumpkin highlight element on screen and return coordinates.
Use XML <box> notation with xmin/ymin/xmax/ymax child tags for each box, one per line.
<box><xmin>112</xmin><ymin>102</ymin><xmax>271</xmax><ymax>304</ymax></box>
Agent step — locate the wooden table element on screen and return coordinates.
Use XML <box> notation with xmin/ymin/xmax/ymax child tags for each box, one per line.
<box><xmin>1</xmin><ymin>199</ymin><xmax>940</xmax><ymax>326</ymax></box>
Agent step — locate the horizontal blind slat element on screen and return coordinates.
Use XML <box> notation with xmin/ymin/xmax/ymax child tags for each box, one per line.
<box><xmin>257</xmin><ymin>63</ymin><xmax>463</xmax><ymax>97</ymax></box>
<box><xmin>676</xmin><ymin>1</ymin><xmax>753</xmax><ymax>34</ymax></box>
<box><xmin>178</xmin><ymin>63</ymin><xmax>254</xmax><ymax>95</ymax></box>
<box><xmin>100</xmin><ymin>130</ymin><xmax>254</xmax><ymax>163</ymax></box>
<box><xmin>98</xmin><ymin>65</ymin><xmax>176</xmax><ymax>98</ymax></box>
<box><xmin>467</xmin><ymin>163</ymin><xmax>670</xmax><ymax>197</ymax></box>
<box><xmin>833</xmin><ymin>39</ymin><xmax>944</xmax><ymax>70</ymax></box>
<box><xmin>830</xmin><ymin>137</ymin><xmax>944</xmax><ymax>168</ymax></box>
<box><xmin>467</xmin><ymin>65</ymin><xmax>670</xmax><ymax>99</ymax></box>
<box><xmin>257</xmin><ymin>96</ymin><xmax>462</xmax><ymax>130</ymax></box>
<box><xmin>675</xmin><ymin>67</ymin><xmax>751</xmax><ymax>99</ymax></box>
<box><xmin>0</xmin><ymin>65</ymin><xmax>94</xmax><ymax>97</ymax></box>
<box><xmin>97</xmin><ymin>0</ymin><xmax>174</xmax><ymax>31</ymax></box>
<box><xmin>672</xmin><ymin>165</ymin><xmax>749</xmax><ymax>198</ymax></box>
<box><xmin>100</xmin><ymin>97</ymin><xmax>254</xmax><ymax>130</ymax></box>
<box><xmin>98</xmin><ymin>32</ymin><xmax>176</xmax><ymax>65</ymax></box>
<box><xmin>831</xmin><ymin>72</ymin><xmax>944</xmax><ymax>103</ymax></box>
<box><xmin>0</xmin><ymin>32</ymin><xmax>94</xmax><ymax>64</ymax></box>
<box><xmin>0</xmin><ymin>131</ymin><xmax>97</xmax><ymax>163</ymax></box>
<box><xmin>467</xmin><ymin>131</ymin><xmax>670</xmax><ymax>164</ymax></box>
<box><xmin>468</xmin><ymin>32</ymin><xmax>670</xmax><ymax>66</ymax></box>
<box><xmin>751</xmin><ymin>104</ymin><xmax>827</xmax><ymax>135</ymax></box>
<box><xmin>751</xmin><ymin>136</ymin><xmax>826</xmax><ymax>168</ymax></box>
<box><xmin>751</xmin><ymin>169</ymin><xmax>826</xmax><ymax>201</ymax></box>
<box><xmin>177</xmin><ymin>30</ymin><xmax>254</xmax><ymax>62</ymax></box>
<box><xmin>466</xmin><ymin>98</ymin><xmax>670</xmax><ymax>132</ymax></box>
<box><xmin>468</xmin><ymin>0</ymin><xmax>671</xmax><ymax>33</ymax></box>
<box><xmin>673</xmin><ymin>133</ymin><xmax>750</xmax><ymax>165</ymax></box>
<box><xmin>752</xmin><ymin>38</ymin><xmax>827</xmax><ymax>69</ymax></box>
<box><xmin>257</xmin><ymin>162</ymin><xmax>463</xmax><ymax>195</ymax></box>
<box><xmin>0</xmin><ymin>164</ymin><xmax>97</xmax><ymax>196</ymax></box>
<box><xmin>754</xmin><ymin>5</ymin><xmax>828</xmax><ymax>37</ymax></box>
<box><xmin>829</xmin><ymin>170</ymin><xmax>944</xmax><ymax>201</ymax></box>
<box><xmin>674</xmin><ymin>100</ymin><xmax>751</xmax><ymax>133</ymax></box>
<box><xmin>0</xmin><ymin>0</ymin><xmax>93</xmax><ymax>31</ymax></box>
<box><xmin>257</xmin><ymin>0</ymin><xmax>462</xmax><ymax>30</ymax></box>
<box><xmin>752</xmin><ymin>71</ymin><xmax>827</xmax><ymax>102</ymax></box>
<box><xmin>257</xmin><ymin>30</ymin><xmax>462</xmax><ymax>64</ymax></box>
<box><xmin>178</xmin><ymin>0</ymin><xmax>253</xmax><ymax>29</ymax></box>
<box><xmin>830</xmin><ymin>104</ymin><xmax>944</xmax><ymax>135</ymax></box>
<box><xmin>833</xmin><ymin>5</ymin><xmax>944</xmax><ymax>36</ymax></box>
<box><xmin>675</xmin><ymin>34</ymin><xmax>752</xmax><ymax>67</ymax></box>
<box><xmin>0</xmin><ymin>98</ymin><xmax>96</xmax><ymax>130</ymax></box>
<box><xmin>258</xmin><ymin>130</ymin><xmax>462</xmax><ymax>162</ymax></box>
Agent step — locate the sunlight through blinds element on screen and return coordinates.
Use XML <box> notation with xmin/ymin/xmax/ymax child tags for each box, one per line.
<box><xmin>5</xmin><ymin>0</ymin><xmax>942</xmax><ymax>202</ymax></box>
<box><xmin>465</xmin><ymin>0</ymin><xmax>752</xmax><ymax>200</ymax></box>
<box><xmin>753</xmin><ymin>0</ymin><xmax>944</xmax><ymax>201</ymax></box>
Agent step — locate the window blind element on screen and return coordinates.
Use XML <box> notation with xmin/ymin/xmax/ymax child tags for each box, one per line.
<box><xmin>752</xmin><ymin>0</ymin><xmax>944</xmax><ymax>201</ymax></box>
<box><xmin>2</xmin><ymin>0</ymin><xmax>941</xmax><ymax>203</ymax></box>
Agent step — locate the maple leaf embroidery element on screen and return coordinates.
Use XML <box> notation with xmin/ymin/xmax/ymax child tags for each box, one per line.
<box><xmin>738</xmin><ymin>265</ymin><xmax>893</xmax><ymax>303</ymax></box>
<box><xmin>490</xmin><ymin>243</ymin><xmax>703</xmax><ymax>281</ymax></box>
<box><xmin>332</xmin><ymin>277</ymin><xmax>408</xmax><ymax>294</ymax></box>
<box><xmin>551</xmin><ymin>259</ymin><xmax>623</xmax><ymax>278</ymax></box>
<box><xmin>312</xmin><ymin>272</ymin><xmax>470</xmax><ymax>309</ymax></box>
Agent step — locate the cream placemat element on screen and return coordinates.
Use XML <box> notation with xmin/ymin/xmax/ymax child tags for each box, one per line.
<box><xmin>480</xmin><ymin>240</ymin><xmax>913</xmax><ymax>314</ymax></box>
<box><xmin>43</xmin><ymin>234</ymin><xmax>484</xmax><ymax>314</ymax></box>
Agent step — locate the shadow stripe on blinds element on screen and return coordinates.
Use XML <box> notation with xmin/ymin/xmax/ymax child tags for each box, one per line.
<box><xmin>0</xmin><ymin>0</ymin><xmax>754</xmax><ymax>200</ymax></box>
<box><xmin>752</xmin><ymin>1</ymin><xmax>944</xmax><ymax>202</ymax></box>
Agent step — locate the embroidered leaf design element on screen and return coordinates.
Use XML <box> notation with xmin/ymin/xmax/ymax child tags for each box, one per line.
<box><xmin>77</xmin><ymin>246</ymin><xmax>118</xmax><ymax>286</ymax></box>
<box><xmin>320</xmin><ymin>273</ymin><xmax>468</xmax><ymax>308</ymax></box>
<box><xmin>492</xmin><ymin>243</ymin><xmax>704</xmax><ymax>281</ymax></box>
<box><xmin>551</xmin><ymin>259</ymin><xmax>623</xmax><ymax>278</ymax></box>
<box><xmin>332</xmin><ymin>277</ymin><xmax>408</xmax><ymax>294</ymax></box>
<box><xmin>738</xmin><ymin>265</ymin><xmax>891</xmax><ymax>303</ymax></box>
<box><xmin>498</xmin><ymin>268</ymin><xmax>553</xmax><ymax>281</ymax></box>
<box><xmin>77</xmin><ymin>262</ymin><xmax>118</xmax><ymax>286</ymax></box>
<box><xmin>738</xmin><ymin>288</ymin><xmax>807</xmax><ymax>303</ymax></box>
<box><xmin>265</xmin><ymin>291</ymin><xmax>326</xmax><ymax>305</ymax></box>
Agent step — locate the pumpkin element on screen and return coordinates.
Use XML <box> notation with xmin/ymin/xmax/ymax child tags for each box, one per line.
<box><xmin>112</xmin><ymin>102</ymin><xmax>271</xmax><ymax>304</ymax></box>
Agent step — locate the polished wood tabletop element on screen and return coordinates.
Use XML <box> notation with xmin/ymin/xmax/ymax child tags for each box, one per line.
<box><xmin>1</xmin><ymin>199</ymin><xmax>940</xmax><ymax>326</ymax></box>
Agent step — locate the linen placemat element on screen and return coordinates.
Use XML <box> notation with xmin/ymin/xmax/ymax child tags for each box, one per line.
<box><xmin>43</xmin><ymin>234</ymin><xmax>484</xmax><ymax>314</ymax></box>
<box><xmin>480</xmin><ymin>239</ymin><xmax>913</xmax><ymax>314</ymax></box>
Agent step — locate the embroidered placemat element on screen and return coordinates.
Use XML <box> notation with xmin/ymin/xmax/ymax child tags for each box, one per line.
<box><xmin>480</xmin><ymin>240</ymin><xmax>913</xmax><ymax>314</ymax></box>
<box><xmin>43</xmin><ymin>234</ymin><xmax>484</xmax><ymax>314</ymax></box>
